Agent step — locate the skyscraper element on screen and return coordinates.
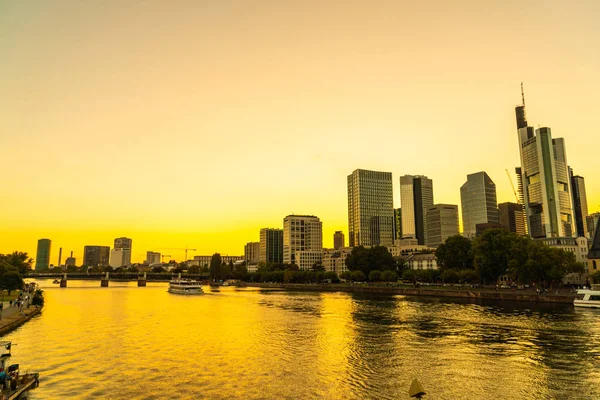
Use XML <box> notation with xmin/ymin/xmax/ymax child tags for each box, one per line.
<box><xmin>515</xmin><ymin>86</ymin><xmax>574</xmax><ymax>238</ymax></box>
<box><xmin>146</xmin><ymin>251</ymin><xmax>161</xmax><ymax>265</ymax></box>
<box><xmin>244</xmin><ymin>242</ymin><xmax>260</xmax><ymax>263</ymax></box>
<box><xmin>259</xmin><ymin>228</ymin><xmax>283</xmax><ymax>264</ymax></box>
<box><xmin>35</xmin><ymin>238</ymin><xmax>51</xmax><ymax>271</ymax></box>
<box><xmin>347</xmin><ymin>169</ymin><xmax>394</xmax><ymax>247</ymax></box>
<box><xmin>83</xmin><ymin>245</ymin><xmax>111</xmax><ymax>267</ymax></box>
<box><xmin>283</xmin><ymin>215</ymin><xmax>323</xmax><ymax>270</ymax></box>
<box><xmin>498</xmin><ymin>202</ymin><xmax>527</xmax><ymax>236</ymax></box>
<box><xmin>460</xmin><ymin>172</ymin><xmax>499</xmax><ymax>238</ymax></box>
<box><xmin>569</xmin><ymin>168</ymin><xmax>589</xmax><ymax>238</ymax></box>
<box><xmin>426</xmin><ymin>204</ymin><xmax>459</xmax><ymax>248</ymax></box>
<box><xmin>400</xmin><ymin>175</ymin><xmax>434</xmax><ymax>245</ymax></box>
<box><xmin>333</xmin><ymin>231</ymin><xmax>345</xmax><ymax>250</ymax></box>
<box><xmin>113</xmin><ymin>237</ymin><xmax>132</xmax><ymax>266</ymax></box>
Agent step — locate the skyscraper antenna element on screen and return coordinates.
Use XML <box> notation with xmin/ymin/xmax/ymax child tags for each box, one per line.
<box><xmin>521</xmin><ymin>82</ymin><xmax>525</xmax><ymax>107</ymax></box>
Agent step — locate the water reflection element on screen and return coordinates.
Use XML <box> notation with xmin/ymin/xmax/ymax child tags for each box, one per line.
<box><xmin>5</xmin><ymin>280</ymin><xmax>600</xmax><ymax>399</ymax></box>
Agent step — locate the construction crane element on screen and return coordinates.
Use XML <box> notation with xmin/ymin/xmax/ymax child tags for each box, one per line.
<box><xmin>161</xmin><ymin>255</ymin><xmax>172</xmax><ymax>263</ymax></box>
<box><xmin>157</xmin><ymin>247</ymin><xmax>197</xmax><ymax>262</ymax></box>
<box><xmin>505</xmin><ymin>169</ymin><xmax>520</xmax><ymax>204</ymax></box>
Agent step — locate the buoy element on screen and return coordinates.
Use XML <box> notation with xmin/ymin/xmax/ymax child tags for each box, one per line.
<box><xmin>408</xmin><ymin>378</ymin><xmax>426</xmax><ymax>398</ymax></box>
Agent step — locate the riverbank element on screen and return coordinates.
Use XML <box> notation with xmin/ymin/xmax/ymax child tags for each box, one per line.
<box><xmin>247</xmin><ymin>283</ymin><xmax>577</xmax><ymax>304</ymax></box>
<box><xmin>0</xmin><ymin>305</ymin><xmax>42</xmax><ymax>336</ymax></box>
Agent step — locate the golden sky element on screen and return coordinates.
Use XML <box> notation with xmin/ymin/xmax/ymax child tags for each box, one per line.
<box><xmin>1</xmin><ymin>0</ymin><xmax>599</xmax><ymax>263</ymax></box>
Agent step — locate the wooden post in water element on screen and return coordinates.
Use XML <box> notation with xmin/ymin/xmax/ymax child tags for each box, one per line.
<box><xmin>101</xmin><ymin>272</ymin><xmax>109</xmax><ymax>287</ymax></box>
<box><xmin>60</xmin><ymin>273</ymin><xmax>67</xmax><ymax>288</ymax></box>
<box><xmin>138</xmin><ymin>272</ymin><xmax>147</xmax><ymax>287</ymax></box>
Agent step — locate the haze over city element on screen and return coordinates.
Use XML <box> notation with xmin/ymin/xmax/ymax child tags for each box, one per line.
<box><xmin>1</xmin><ymin>0</ymin><xmax>599</xmax><ymax>262</ymax></box>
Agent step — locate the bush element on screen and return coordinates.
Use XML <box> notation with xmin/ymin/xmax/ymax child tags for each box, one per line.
<box><xmin>381</xmin><ymin>270</ymin><xmax>398</xmax><ymax>282</ymax></box>
<box><xmin>369</xmin><ymin>270</ymin><xmax>382</xmax><ymax>282</ymax></box>
<box><xmin>31</xmin><ymin>289</ymin><xmax>44</xmax><ymax>306</ymax></box>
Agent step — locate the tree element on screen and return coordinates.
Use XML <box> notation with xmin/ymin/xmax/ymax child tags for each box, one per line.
<box><xmin>435</xmin><ymin>235</ymin><xmax>473</xmax><ymax>270</ymax></box>
<box><xmin>31</xmin><ymin>289</ymin><xmax>44</xmax><ymax>306</ymax></box>
<box><xmin>380</xmin><ymin>270</ymin><xmax>397</xmax><ymax>282</ymax></box>
<box><xmin>188</xmin><ymin>265</ymin><xmax>200</xmax><ymax>274</ymax></box>
<box><xmin>210</xmin><ymin>253</ymin><xmax>222</xmax><ymax>280</ymax></box>
<box><xmin>0</xmin><ymin>271</ymin><xmax>24</xmax><ymax>295</ymax></box>
<box><xmin>472</xmin><ymin>229</ymin><xmax>518</xmax><ymax>284</ymax></box>
<box><xmin>591</xmin><ymin>271</ymin><xmax>600</xmax><ymax>284</ymax></box>
<box><xmin>350</xmin><ymin>270</ymin><xmax>366</xmax><ymax>282</ymax></box>
<box><xmin>369</xmin><ymin>270</ymin><xmax>382</xmax><ymax>282</ymax></box>
<box><xmin>0</xmin><ymin>252</ymin><xmax>33</xmax><ymax>275</ymax></box>
<box><xmin>127</xmin><ymin>266</ymin><xmax>139</xmax><ymax>273</ymax></box>
<box><xmin>103</xmin><ymin>266</ymin><xmax>114</xmax><ymax>272</ymax></box>
<box><xmin>152</xmin><ymin>266</ymin><xmax>165</xmax><ymax>273</ymax></box>
<box><xmin>346</xmin><ymin>246</ymin><xmax>396</xmax><ymax>276</ymax></box>
<box><xmin>232</xmin><ymin>264</ymin><xmax>248</xmax><ymax>280</ymax></box>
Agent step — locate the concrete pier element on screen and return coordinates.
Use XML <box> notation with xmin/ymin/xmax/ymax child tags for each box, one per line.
<box><xmin>138</xmin><ymin>272</ymin><xmax>147</xmax><ymax>287</ymax></box>
<box><xmin>60</xmin><ymin>273</ymin><xmax>67</xmax><ymax>288</ymax></box>
<box><xmin>100</xmin><ymin>272</ymin><xmax>109</xmax><ymax>287</ymax></box>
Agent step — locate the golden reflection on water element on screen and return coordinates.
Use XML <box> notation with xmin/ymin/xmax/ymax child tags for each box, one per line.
<box><xmin>5</xmin><ymin>280</ymin><xmax>600</xmax><ymax>399</ymax></box>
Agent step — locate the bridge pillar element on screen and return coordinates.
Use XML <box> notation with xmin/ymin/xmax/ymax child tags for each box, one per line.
<box><xmin>138</xmin><ymin>272</ymin><xmax>147</xmax><ymax>287</ymax></box>
<box><xmin>101</xmin><ymin>272</ymin><xmax>109</xmax><ymax>287</ymax></box>
<box><xmin>60</xmin><ymin>273</ymin><xmax>67</xmax><ymax>288</ymax></box>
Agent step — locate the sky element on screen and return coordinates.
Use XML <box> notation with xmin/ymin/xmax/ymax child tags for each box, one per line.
<box><xmin>1</xmin><ymin>0</ymin><xmax>599</xmax><ymax>264</ymax></box>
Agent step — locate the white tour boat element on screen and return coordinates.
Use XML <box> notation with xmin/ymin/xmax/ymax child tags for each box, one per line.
<box><xmin>168</xmin><ymin>274</ymin><xmax>204</xmax><ymax>295</ymax></box>
<box><xmin>574</xmin><ymin>289</ymin><xmax>600</xmax><ymax>308</ymax></box>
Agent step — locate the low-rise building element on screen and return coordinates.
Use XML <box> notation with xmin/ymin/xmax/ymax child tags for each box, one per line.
<box><xmin>587</xmin><ymin>223</ymin><xmax>600</xmax><ymax>275</ymax></box>
<box><xmin>322</xmin><ymin>247</ymin><xmax>352</xmax><ymax>276</ymax></box>
<box><xmin>535</xmin><ymin>237</ymin><xmax>589</xmax><ymax>264</ymax></box>
<box><xmin>190</xmin><ymin>255</ymin><xmax>244</xmax><ymax>267</ymax></box>
<box><xmin>404</xmin><ymin>253</ymin><xmax>438</xmax><ymax>270</ymax></box>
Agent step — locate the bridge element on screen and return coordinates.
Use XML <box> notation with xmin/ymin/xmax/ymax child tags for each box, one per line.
<box><xmin>25</xmin><ymin>272</ymin><xmax>210</xmax><ymax>287</ymax></box>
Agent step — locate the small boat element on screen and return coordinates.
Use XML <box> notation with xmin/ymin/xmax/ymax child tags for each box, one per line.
<box><xmin>574</xmin><ymin>289</ymin><xmax>600</xmax><ymax>308</ymax></box>
<box><xmin>52</xmin><ymin>279</ymin><xmax>60</xmax><ymax>284</ymax></box>
<box><xmin>0</xmin><ymin>341</ymin><xmax>39</xmax><ymax>398</ymax></box>
<box><xmin>168</xmin><ymin>274</ymin><xmax>204</xmax><ymax>295</ymax></box>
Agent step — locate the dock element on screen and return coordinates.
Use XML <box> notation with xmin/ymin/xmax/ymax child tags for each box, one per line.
<box><xmin>2</xmin><ymin>373</ymin><xmax>39</xmax><ymax>399</ymax></box>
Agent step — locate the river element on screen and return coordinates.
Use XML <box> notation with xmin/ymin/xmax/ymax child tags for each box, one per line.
<box><xmin>6</xmin><ymin>279</ymin><xmax>600</xmax><ymax>399</ymax></box>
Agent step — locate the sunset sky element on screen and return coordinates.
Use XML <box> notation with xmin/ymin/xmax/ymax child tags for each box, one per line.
<box><xmin>1</xmin><ymin>0</ymin><xmax>599</xmax><ymax>264</ymax></box>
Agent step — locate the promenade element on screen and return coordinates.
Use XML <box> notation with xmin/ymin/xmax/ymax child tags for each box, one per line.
<box><xmin>0</xmin><ymin>294</ymin><xmax>42</xmax><ymax>336</ymax></box>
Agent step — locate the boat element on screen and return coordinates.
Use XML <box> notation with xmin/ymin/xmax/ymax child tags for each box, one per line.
<box><xmin>168</xmin><ymin>274</ymin><xmax>204</xmax><ymax>295</ymax></box>
<box><xmin>0</xmin><ymin>341</ymin><xmax>39</xmax><ymax>399</ymax></box>
<box><xmin>574</xmin><ymin>289</ymin><xmax>600</xmax><ymax>308</ymax></box>
<box><xmin>52</xmin><ymin>279</ymin><xmax>60</xmax><ymax>284</ymax></box>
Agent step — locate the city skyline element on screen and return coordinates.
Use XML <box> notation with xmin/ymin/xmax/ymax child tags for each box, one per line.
<box><xmin>1</xmin><ymin>1</ymin><xmax>599</xmax><ymax>262</ymax></box>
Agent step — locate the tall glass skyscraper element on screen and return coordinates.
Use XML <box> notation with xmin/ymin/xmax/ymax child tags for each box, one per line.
<box><xmin>460</xmin><ymin>172</ymin><xmax>499</xmax><ymax>238</ymax></box>
<box><xmin>347</xmin><ymin>169</ymin><xmax>394</xmax><ymax>247</ymax></box>
<box><xmin>515</xmin><ymin>89</ymin><xmax>574</xmax><ymax>238</ymax></box>
<box><xmin>569</xmin><ymin>168</ymin><xmax>589</xmax><ymax>238</ymax></box>
<box><xmin>259</xmin><ymin>228</ymin><xmax>283</xmax><ymax>264</ymax></box>
<box><xmin>35</xmin><ymin>238</ymin><xmax>51</xmax><ymax>271</ymax></box>
<box><xmin>400</xmin><ymin>175</ymin><xmax>434</xmax><ymax>245</ymax></box>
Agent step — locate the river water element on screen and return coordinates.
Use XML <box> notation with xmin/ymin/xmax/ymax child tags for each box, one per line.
<box><xmin>7</xmin><ymin>280</ymin><xmax>600</xmax><ymax>399</ymax></box>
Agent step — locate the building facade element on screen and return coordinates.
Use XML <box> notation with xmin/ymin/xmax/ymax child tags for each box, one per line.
<box><xmin>536</xmin><ymin>237</ymin><xmax>589</xmax><ymax>264</ymax></box>
<box><xmin>569</xmin><ymin>170</ymin><xmax>589</xmax><ymax>238</ymax></box>
<box><xmin>35</xmin><ymin>238</ymin><xmax>52</xmax><ymax>271</ymax></box>
<box><xmin>587</xmin><ymin>221</ymin><xmax>600</xmax><ymax>275</ymax></box>
<box><xmin>426</xmin><ymin>204</ymin><xmax>459</xmax><ymax>248</ymax></box>
<box><xmin>515</xmin><ymin>94</ymin><xmax>574</xmax><ymax>238</ymax></box>
<box><xmin>322</xmin><ymin>247</ymin><xmax>352</xmax><ymax>276</ymax></box>
<box><xmin>146</xmin><ymin>251</ymin><xmax>161</xmax><ymax>265</ymax></box>
<box><xmin>347</xmin><ymin>169</ymin><xmax>394</xmax><ymax>247</ymax></box>
<box><xmin>283</xmin><ymin>215</ymin><xmax>323</xmax><ymax>270</ymax></box>
<box><xmin>333</xmin><ymin>231</ymin><xmax>345</xmax><ymax>250</ymax></box>
<box><xmin>404</xmin><ymin>253</ymin><xmax>438</xmax><ymax>270</ymax></box>
<box><xmin>191</xmin><ymin>255</ymin><xmax>244</xmax><ymax>267</ymax></box>
<box><xmin>113</xmin><ymin>237</ymin><xmax>132</xmax><ymax>266</ymax></box>
<box><xmin>83</xmin><ymin>245</ymin><xmax>110</xmax><ymax>267</ymax></box>
<box><xmin>587</xmin><ymin>213</ymin><xmax>600</xmax><ymax>241</ymax></box>
<box><xmin>244</xmin><ymin>242</ymin><xmax>260</xmax><ymax>263</ymax></box>
<box><xmin>109</xmin><ymin>248</ymin><xmax>131</xmax><ymax>268</ymax></box>
<box><xmin>498</xmin><ymin>202</ymin><xmax>527</xmax><ymax>236</ymax></box>
<box><xmin>400</xmin><ymin>175</ymin><xmax>434</xmax><ymax>245</ymax></box>
<box><xmin>460</xmin><ymin>172</ymin><xmax>499</xmax><ymax>238</ymax></box>
<box><xmin>259</xmin><ymin>228</ymin><xmax>283</xmax><ymax>264</ymax></box>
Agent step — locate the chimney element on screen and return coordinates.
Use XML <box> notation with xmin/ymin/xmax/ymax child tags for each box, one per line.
<box><xmin>58</xmin><ymin>247</ymin><xmax>63</xmax><ymax>266</ymax></box>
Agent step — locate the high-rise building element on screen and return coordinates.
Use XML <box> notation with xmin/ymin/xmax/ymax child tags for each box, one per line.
<box><xmin>259</xmin><ymin>228</ymin><xmax>283</xmax><ymax>264</ymax></box>
<box><xmin>460</xmin><ymin>172</ymin><xmax>499</xmax><ymax>238</ymax></box>
<box><xmin>569</xmin><ymin>169</ymin><xmax>589</xmax><ymax>238</ymax></box>
<box><xmin>426</xmin><ymin>204</ymin><xmax>459</xmax><ymax>248</ymax></box>
<box><xmin>65</xmin><ymin>250</ymin><xmax>76</xmax><ymax>267</ymax></box>
<box><xmin>588</xmin><ymin>213</ymin><xmax>600</xmax><ymax>240</ymax></box>
<box><xmin>347</xmin><ymin>169</ymin><xmax>394</xmax><ymax>247</ymax></box>
<box><xmin>400</xmin><ymin>175</ymin><xmax>434</xmax><ymax>245</ymax></box>
<box><xmin>283</xmin><ymin>215</ymin><xmax>323</xmax><ymax>270</ymax></box>
<box><xmin>244</xmin><ymin>242</ymin><xmax>260</xmax><ymax>263</ymax></box>
<box><xmin>515</xmin><ymin>87</ymin><xmax>574</xmax><ymax>238</ymax></box>
<box><xmin>35</xmin><ymin>238</ymin><xmax>51</xmax><ymax>271</ymax></box>
<box><xmin>394</xmin><ymin>208</ymin><xmax>402</xmax><ymax>241</ymax></box>
<box><xmin>113</xmin><ymin>237</ymin><xmax>132</xmax><ymax>266</ymax></box>
<box><xmin>498</xmin><ymin>202</ymin><xmax>527</xmax><ymax>236</ymax></box>
<box><xmin>146</xmin><ymin>251</ymin><xmax>161</xmax><ymax>265</ymax></box>
<box><xmin>109</xmin><ymin>248</ymin><xmax>131</xmax><ymax>268</ymax></box>
<box><xmin>333</xmin><ymin>231</ymin><xmax>345</xmax><ymax>250</ymax></box>
<box><xmin>83</xmin><ymin>246</ymin><xmax>111</xmax><ymax>267</ymax></box>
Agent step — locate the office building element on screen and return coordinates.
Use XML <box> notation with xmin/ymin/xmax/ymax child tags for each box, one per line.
<box><xmin>426</xmin><ymin>204</ymin><xmax>459</xmax><ymax>248</ymax></box>
<box><xmin>244</xmin><ymin>242</ymin><xmax>260</xmax><ymax>263</ymax></box>
<box><xmin>259</xmin><ymin>228</ymin><xmax>283</xmax><ymax>264</ymax></box>
<box><xmin>400</xmin><ymin>175</ymin><xmax>434</xmax><ymax>245</ymax></box>
<box><xmin>322</xmin><ymin>247</ymin><xmax>352</xmax><ymax>276</ymax></box>
<box><xmin>283</xmin><ymin>215</ymin><xmax>323</xmax><ymax>270</ymax></box>
<box><xmin>515</xmin><ymin>88</ymin><xmax>574</xmax><ymax>238</ymax></box>
<box><xmin>113</xmin><ymin>237</ymin><xmax>132</xmax><ymax>266</ymax></box>
<box><xmin>109</xmin><ymin>248</ymin><xmax>131</xmax><ymax>268</ymax></box>
<box><xmin>35</xmin><ymin>239</ymin><xmax>51</xmax><ymax>271</ymax></box>
<box><xmin>569</xmin><ymin>169</ymin><xmax>589</xmax><ymax>238</ymax></box>
<box><xmin>146</xmin><ymin>251</ymin><xmax>161</xmax><ymax>265</ymax></box>
<box><xmin>83</xmin><ymin>246</ymin><xmax>110</xmax><ymax>267</ymax></box>
<box><xmin>347</xmin><ymin>169</ymin><xmax>394</xmax><ymax>247</ymax></box>
<box><xmin>460</xmin><ymin>172</ymin><xmax>499</xmax><ymax>238</ymax></box>
<box><xmin>394</xmin><ymin>208</ymin><xmax>402</xmax><ymax>241</ymax></box>
<box><xmin>588</xmin><ymin>213</ymin><xmax>600</xmax><ymax>241</ymax></box>
<box><xmin>333</xmin><ymin>231</ymin><xmax>345</xmax><ymax>250</ymax></box>
<box><xmin>498</xmin><ymin>202</ymin><xmax>527</xmax><ymax>236</ymax></box>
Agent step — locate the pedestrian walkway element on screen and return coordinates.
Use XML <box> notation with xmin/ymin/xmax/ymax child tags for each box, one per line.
<box><xmin>0</xmin><ymin>292</ymin><xmax>38</xmax><ymax>335</ymax></box>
